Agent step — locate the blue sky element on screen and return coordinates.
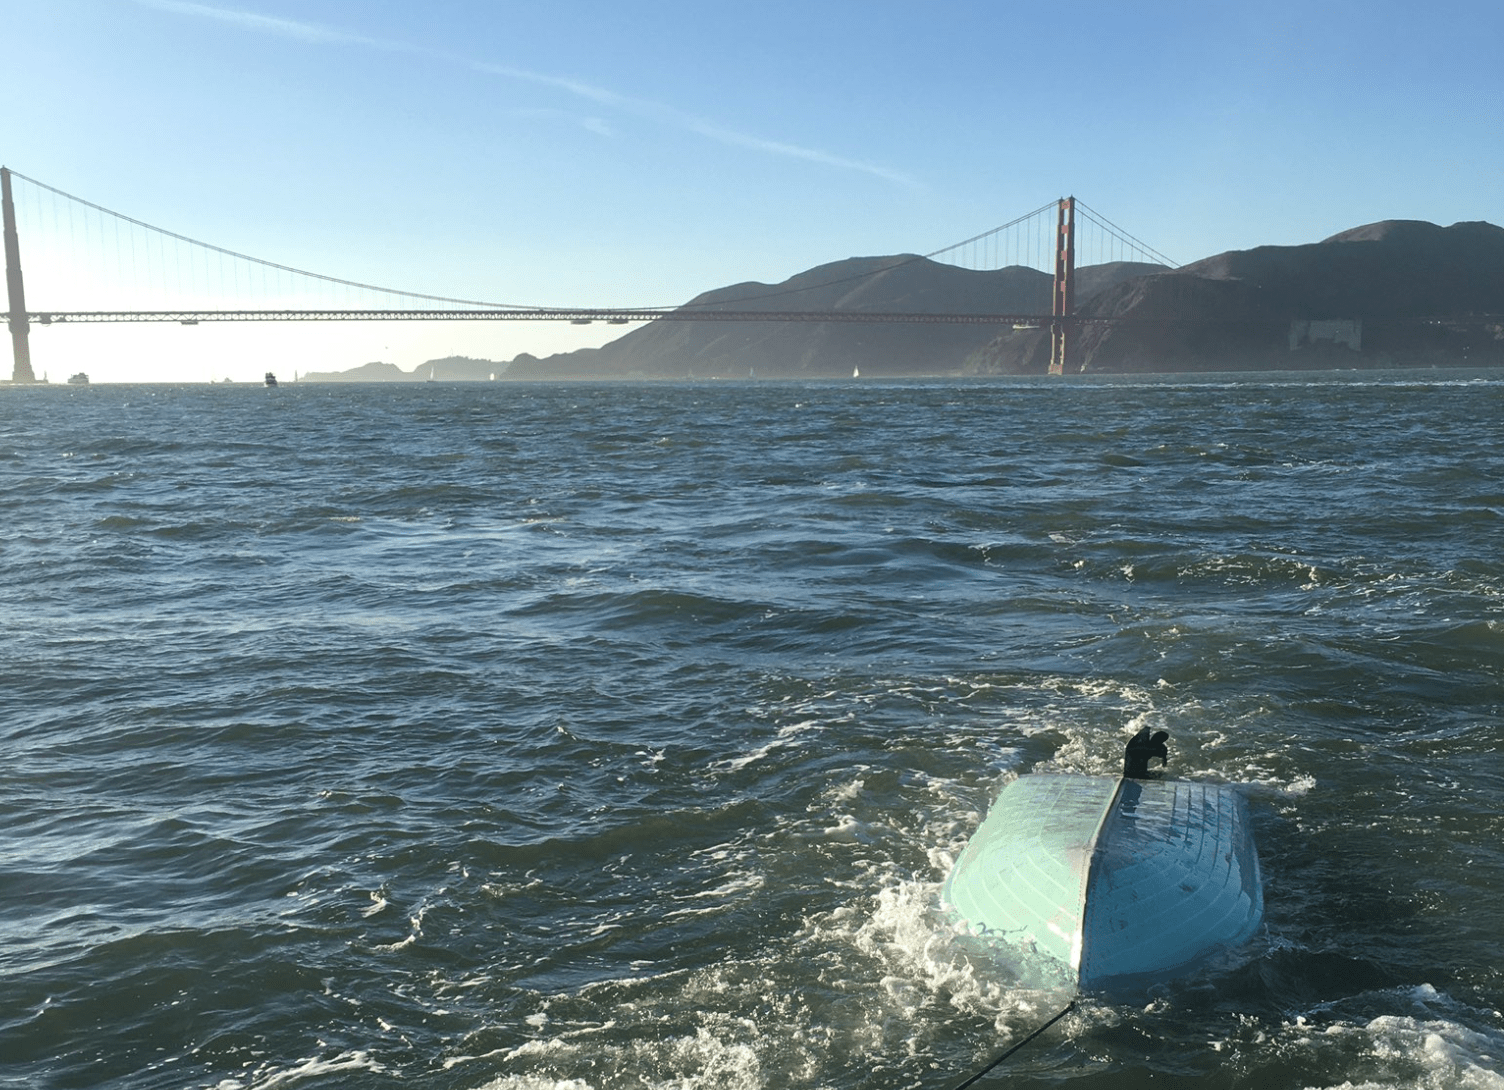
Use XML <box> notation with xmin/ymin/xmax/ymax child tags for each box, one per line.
<box><xmin>5</xmin><ymin>0</ymin><xmax>1501</xmax><ymax>382</ymax></box>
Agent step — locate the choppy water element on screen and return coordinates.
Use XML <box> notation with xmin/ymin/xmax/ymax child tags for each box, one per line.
<box><xmin>2</xmin><ymin>372</ymin><xmax>1502</xmax><ymax>1090</ymax></box>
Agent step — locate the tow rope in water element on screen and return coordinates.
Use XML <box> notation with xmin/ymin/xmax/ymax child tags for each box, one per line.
<box><xmin>945</xmin><ymin>999</ymin><xmax>1078</xmax><ymax>1090</ymax></box>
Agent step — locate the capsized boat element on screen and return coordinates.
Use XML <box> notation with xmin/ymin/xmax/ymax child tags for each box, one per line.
<box><xmin>942</xmin><ymin>731</ymin><xmax>1263</xmax><ymax>992</ymax></box>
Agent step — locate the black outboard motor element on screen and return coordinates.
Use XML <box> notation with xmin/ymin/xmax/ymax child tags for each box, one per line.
<box><xmin>1123</xmin><ymin>727</ymin><xmax>1170</xmax><ymax>778</ymax></box>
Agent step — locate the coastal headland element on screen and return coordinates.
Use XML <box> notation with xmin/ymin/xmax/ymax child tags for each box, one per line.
<box><xmin>303</xmin><ymin>218</ymin><xmax>1504</xmax><ymax>381</ymax></box>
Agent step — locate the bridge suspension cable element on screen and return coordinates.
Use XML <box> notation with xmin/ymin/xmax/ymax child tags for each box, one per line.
<box><xmin>6</xmin><ymin>169</ymin><xmax>541</xmax><ymax>313</ymax></box>
<box><xmin>671</xmin><ymin>200</ymin><xmax>1069</xmax><ymax>313</ymax></box>
<box><xmin>920</xmin><ymin>199</ymin><xmax>1063</xmax><ymax>272</ymax></box>
<box><xmin>1075</xmin><ymin>199</ymin><xmax>1178</xmax><ymax>269</ymax></box>
<box><xmin>4</xmin><ymin>168</ymin><xmax>1186</xmax><ymax>389</ymax></box>
<box><xmin>684</xmin><ymin>198</ymin><xmax>1176</xmax><ymax>315</ymax></box>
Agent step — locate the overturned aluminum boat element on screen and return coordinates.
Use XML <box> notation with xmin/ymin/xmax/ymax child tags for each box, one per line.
<box><xmin>942</xmin><ymin>739</ymin><xmax>1263</xmax><ymax>992</ymax></box>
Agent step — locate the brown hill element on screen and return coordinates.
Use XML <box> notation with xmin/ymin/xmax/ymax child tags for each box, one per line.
<box><xmin>313</xmin><ymin>219</ymin><xmax>1503</xmax><ymax>380</ymax></box>
<box><xmin>972</xmin><ymin>219</ymin><xmax>1504</xmax><ymax>373</ymax></box>
<box><xmin>506</xmin><ymin>257</ymin><xmax>1163</xmax><ymax>379</ymax></box>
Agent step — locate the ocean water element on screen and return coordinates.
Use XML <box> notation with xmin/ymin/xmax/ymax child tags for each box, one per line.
<box><xmin>2</xmin><ymin>372</ymin><xmax>1502</xmax><ymax>1090</ymax></box>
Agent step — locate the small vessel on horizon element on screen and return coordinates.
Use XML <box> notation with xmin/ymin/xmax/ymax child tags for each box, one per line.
<box><xmin>264</xmin><ymin>372</ymin><xmax>278</xmax><ymax>387</ymax></box>
<box><xmin>67</xmin><ymin>372</ymin><xmax>89</xmax><ymax>385</ymax></box>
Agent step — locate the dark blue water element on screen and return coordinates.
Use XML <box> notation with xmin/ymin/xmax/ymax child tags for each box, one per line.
<box><xmin>3</xmin><ymin>373</ymin><xmax>1502</xmax><ymax>1089</ymax></box>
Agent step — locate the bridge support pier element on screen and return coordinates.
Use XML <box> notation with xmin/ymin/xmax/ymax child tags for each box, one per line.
<box><xmin>1048</xmin><ymin>196</ymin><xmax>1075</xmax><ymax>376</ymax></box>
<box><xmin>2</xmin><ymin>168</ymin><xmax>36</xmax><ymax>385</ymax></box>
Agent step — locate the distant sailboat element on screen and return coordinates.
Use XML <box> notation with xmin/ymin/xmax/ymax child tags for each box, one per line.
<box><xmin>852</xmin><ymin>365</ymin><xmax>861</xmax><ymax>378</ymax></box>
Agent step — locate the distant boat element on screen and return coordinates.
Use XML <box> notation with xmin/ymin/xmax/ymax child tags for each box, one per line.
<box><xmin>852</xmin><ymin>365</ymin><xmax>861</xmax><ymax>378</ymax></box>
<box><xmin>943</xmin><ymin>734</ymin><xmax>1263</xmax><ymax>993</ymax></box>
<box><xmin>67</xmin><ymin>372</ymin><xmax>89</xmax><ymax>385</ymax></box>
<box><xmin>264</xmin><ymin>372</ymin><xmax>278</xmax><ymax>387</ymax></box>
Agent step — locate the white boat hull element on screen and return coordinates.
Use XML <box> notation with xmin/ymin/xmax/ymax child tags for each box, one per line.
<box><xmin>943</xmin><ymin>774</ymin><xmax>1263</xmax><ymax>991</ymax></box>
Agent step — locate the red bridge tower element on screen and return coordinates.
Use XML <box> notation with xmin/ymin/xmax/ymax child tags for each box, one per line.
<box><xmin>1049</xmin><ymin>196</ymin><xmax>1075</xmax><ymax>376</ymax></box>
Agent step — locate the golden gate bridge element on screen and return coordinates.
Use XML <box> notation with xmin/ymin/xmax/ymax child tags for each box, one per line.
<box><xmin>3</xmin><ymin>166</ymin><xmax>1177</xmax><ymax>383</ymax></box>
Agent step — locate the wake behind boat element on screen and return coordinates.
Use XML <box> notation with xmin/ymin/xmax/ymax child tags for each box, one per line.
<box><xmin>942</xmin><ymin>730</ymin><xmax>1263</xmax><ymax>993</ymax></box>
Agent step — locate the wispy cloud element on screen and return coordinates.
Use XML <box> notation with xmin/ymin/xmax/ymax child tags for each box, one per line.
<box><xmin>470</xmin><ymin>59</ymin><xmax>918</xmax><ymax>185</ymax></box>
<box><xmin>136</xmin><ymin>0</ymin><xmax>920</xmax><ymax>188</ymax></box>
<box><xmin>506</xmin><ymin>106</ymin><xmax>615</xmax><ymax>139</ymax></box>
<box><xmin>137</xmin><ymin>0</ymin><xmax>398</xmax><ymax>49</ymax></box>
<box><xmin>684</xmin><ymin>120</ymin><xmax>920</xmax><ymax>188</ymax></box>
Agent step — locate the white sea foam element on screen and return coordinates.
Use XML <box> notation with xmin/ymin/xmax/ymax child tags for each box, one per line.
<box><xmin>467</xmin><ymin>1007</ymin><xmax>773</xmax><ymax>1090</ymax></box>
<box><xmin>708</xmin><ymin>718</ymin><xmax>823</xmax><ymax>774</ymax></box>
<box><xmin>211</xmin><ymin>1049</ymin><xmax>386</xmax><ymax>1089</ymax></box>
<box><xmin>1291</xmin><ymin>1011</ymin><xmax>1504</xmax><ymax>1090</ymax></box>
<box><xmin>373</xmin><ymin>904</ymin><xmax>428</xmax><ymax>952</ymax></box>
<box><xmin>460</xmin><ymin>762</ymin><xmax>1073</xmax><ymax>1089</ymax></box>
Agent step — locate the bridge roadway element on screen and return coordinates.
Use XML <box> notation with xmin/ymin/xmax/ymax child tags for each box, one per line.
<box><xmin>26</xmin><ymin>308</ymin><xmax>1081</xmax><ymax>326</ymax></box>
<box><xmin>29</xmin><ymin>309</ymin><xmax>1500</xmax><ymax>329</ymax></box>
